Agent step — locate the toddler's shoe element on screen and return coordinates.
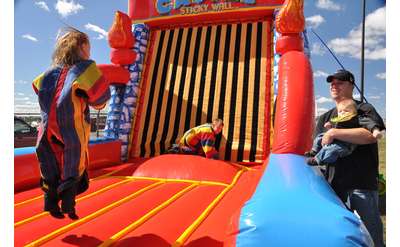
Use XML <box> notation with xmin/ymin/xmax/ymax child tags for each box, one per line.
<box><xmin>306</xmin><ymin>157</ymin><xmax>319</xmax><ymax>166</ymax></box>
<box><xmin>304</xmin><ymin>150</ymin><xmax>317</xmax><ymax>157</ymax></box>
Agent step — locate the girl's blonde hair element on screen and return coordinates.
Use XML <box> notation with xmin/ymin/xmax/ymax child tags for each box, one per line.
<box><xmin>52</xmin><ymin>27</ymin><xmax>89</xmax><ymax>66</ymax></box>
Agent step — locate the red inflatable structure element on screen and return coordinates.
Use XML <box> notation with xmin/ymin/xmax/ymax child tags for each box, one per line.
<box><xmin>14</xmin><ymin>0</ymin><xmax>373</xmax><ymax>246</ymax></box>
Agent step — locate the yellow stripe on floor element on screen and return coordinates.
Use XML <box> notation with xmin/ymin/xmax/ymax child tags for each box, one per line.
<box><xmin>24</xmin><ymin>181</ymin><xmax>164</xmax><ymax>247</ymax></box>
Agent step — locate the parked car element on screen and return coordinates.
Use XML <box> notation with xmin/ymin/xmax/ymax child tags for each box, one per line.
<box><xmin>14</xmin><ymin>117</ymin><xmax>38</xmax><ymax>148</ymax></box>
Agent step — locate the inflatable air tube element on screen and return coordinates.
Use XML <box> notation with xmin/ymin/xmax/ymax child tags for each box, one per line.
<box><xmin>111</xmin><ymin>48</ymin><xmax>137</xmax><ymax>65</ymax></box>
<box><xmin>272</xmin><ymin>51</ymin><xmax>314</xmax><ymax>154</ymax></box>
<box><xmin>108</xmin><ymin>11</ymin><xmax>134</xmax><ymax>49</ymax></box>
<box><xmin>14</xmin><ymin>139</ymin><xmax>122</xmax><ymax>192</ymax></box>
<box><xmin>275</xmin><ymin>34</ymin><xmax>304</xmax><ymax>54</ymax></box>
<box><xmin>98</xmin><ymin>64</ymin><xmax>130</xmax><ymax>85</ymax></box>
<box><xmin>236</xmin><ymin>154</ymin><xmax>373</xmax><ymax>247</ymax></box>
<box><xmin>14</xmin><ymin>147</ymin><xmax>40</xmax><ymax>192</ymax></box>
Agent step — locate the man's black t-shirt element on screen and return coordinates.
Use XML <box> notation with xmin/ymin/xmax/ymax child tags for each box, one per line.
<box><xmin>315</xmin><ymin>100</ymin><xmax>385</xmax><ymax>197</ymax></box>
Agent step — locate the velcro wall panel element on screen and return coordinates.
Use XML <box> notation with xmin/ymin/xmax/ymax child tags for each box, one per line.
<box><xmin>132</xmin><ymin>20</ymin><xmax>273</xmax><ymax>162</ymax></box>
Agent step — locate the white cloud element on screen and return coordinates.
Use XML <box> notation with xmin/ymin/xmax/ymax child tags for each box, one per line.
<box><xmin>55</xmin><ymin>0</ymin><xmax>84</xmax><ymax>18</ymax></box>
<box><xmin>16</xmin><ymin>93</ymin><xmax>25</xmax><ymax>96</ymax></box>
<box><xmin>15</xmin><ymin>80</ymin><xmax>29</xmax><ymax>84</ymax></box>
<box><xmin>14</xmin><ymin>104</ymin><xmax>40</xmax><ymax>113</ymax></box>
<box><xmin>311</xmin><ymin>43</ymin><xmax>326</xmax><ymax>56</ymax></box>
<box><xmin>316</xmin><ymin>107</ymin><xmax>329</xmax><ymax>117</ymax></box>
<box><xmin>84</xmin><ymin>23</ymin><xmax>108</xmax><ymax>40</ymax></box>
<box><xmin>306</xmin><ymin>15</ymin><xmax>325</xmax><ymax>28</ymax></box>
<box><xmin>15</xmin><ymin>97</ymin><xmax>30</xmax><ymax>101</ymax></box>
<box><xmin>316</xmin><ymin>96</ymin><xmax>333</xmax><ymax>104</ymax></box>
<box><xmin>316</xmin><ymin>0</ymin><xmax>341</xmax><ymax>11</ymax></box>
<box><xmin>35</xmin><ymin>1</ymin><xmax>50</xmax><ymax>12</ymax></box>
<box><xmin>328</xmin><ymin>7</ymin><xmax>386</xmax><ymax>60</ymax></box>
<box><xmin>368</xmin><ymin>95</ymin><xmax>381</xmax><ymax>100</ymax></box>
<box><xmin>313</xmin><ymin>70</ymin><xmax>329</xmax><ymax>78</ymax></box>
<box><xmin>22</xmin><ymin>34</ymin><xmax>38</xmax><ymax>42</ymax></box>
<box><xmin>353</xmin><ymin>93</ymin><xmax>361</xmax><ymax>99</ymax></box>
<box><xmin>14</xmin><ymin>99</ymin><xmax>40</xmax><ymax>113</ymax></box>
<box><xmin>376</xmin><ymin>72</ymin><xmax>386</xmax><ymax>80</ymax></box>
<box><xmin>315</xmin><ymin>95</ymin><xmax>335</xmax><ymax>116</ymax></box>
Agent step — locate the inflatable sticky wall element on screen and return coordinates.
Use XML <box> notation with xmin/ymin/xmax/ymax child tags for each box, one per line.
<box><xmin>14</xmin><ymin>0</ymin><xmax>373</xmax><ymax>246</ymax></box>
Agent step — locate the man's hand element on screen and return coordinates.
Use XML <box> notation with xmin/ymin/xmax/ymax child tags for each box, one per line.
<box><xmin>322</xmin><ymin>128</ymin><xmax>336</xmax><ymax>146</ymax></box>
<box><xmin>372</xmin><ymin>128</ymin><xmax>383</xmax><ymax>139</ymax></box>
<box><xmin>321</xmin><ymin>127</ymin><xmax>376</xmax><ymax>145</ymax></box>
<box><xmin>324</xmin><ymin>121</ymin><xmax>333</xmax><ymax>129</ymax></box>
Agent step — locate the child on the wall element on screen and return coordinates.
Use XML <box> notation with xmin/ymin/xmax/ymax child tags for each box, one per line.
<box><xmin>167</xmin><ymin>119</ymin><xmax>224</xmax><ymax>159</ymax></box>
<box><xmin>32</xmin><ymin>28</ymin><xmax>111</xmax><ymax>219</ymax></box>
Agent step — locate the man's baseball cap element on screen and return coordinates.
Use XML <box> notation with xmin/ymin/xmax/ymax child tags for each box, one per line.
<box><xmin>326</xmin><ymin>69</ymin><xmax>355</xmax><ymax>84</ymax></box>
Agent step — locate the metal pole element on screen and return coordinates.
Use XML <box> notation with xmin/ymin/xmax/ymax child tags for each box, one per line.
<box><xmin>310</xmin><ymin>28</ymin><xmax>368</xmax><ymax>103</ymax></box>
<box><xmin>96</xmin><ymin>109</ymin><xmax>100</xmax><ymax>138</ymax></box>
<box><xmin>360</xmin><ymin>0</ymin><xmax>366</xmax><ymax>102</ymax></box>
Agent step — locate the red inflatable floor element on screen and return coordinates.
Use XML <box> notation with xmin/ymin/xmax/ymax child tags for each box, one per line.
<box><xmin>14</xmin><ymin>155</ymin><xmax>265</xmax><ymax>247</ymax></box>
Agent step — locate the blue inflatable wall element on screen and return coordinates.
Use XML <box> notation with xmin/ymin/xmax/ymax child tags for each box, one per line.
<box><xmin>236</xmin><ymin>154</ymin><xmax>373</xmax><ymax>247</ymax></box>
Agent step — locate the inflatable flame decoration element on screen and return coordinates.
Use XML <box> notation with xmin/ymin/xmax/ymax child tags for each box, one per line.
<box><xmin>108</xmin><ymin>11</ymin><xmax>134</xmax><ymax>48</ymax></box>
<box><xmin>276</xmin><ymin>0</ymin><xmax>305</xmax><ymax>34</ymax></box>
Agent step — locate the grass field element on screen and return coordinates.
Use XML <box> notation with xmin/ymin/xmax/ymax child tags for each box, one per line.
<box><xmin>379</xmin><ymin>137</ymin><xmax>386</xmax><ymax>243</ymax></box>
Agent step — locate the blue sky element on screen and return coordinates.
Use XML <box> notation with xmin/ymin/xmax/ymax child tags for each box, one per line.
<box><xmin>14</xmin><ymin>0</ymin><xmax>386</xmax><ymax>118</ymax></box>
<box><xmin>303</xmin><ymin>0</ymin><xmax>386</xmax><ymax>118</ymax></box>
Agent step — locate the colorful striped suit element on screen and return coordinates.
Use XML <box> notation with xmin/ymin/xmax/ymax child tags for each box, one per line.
<box><xmin>179</xmin><ymin>124</ymin><xmax>219</xmax><ymax>159</ymax></box>
<box><xmin>32</xmin><ymin>60</ymin><xmax>110</xmax><ymax>212</ymax></box>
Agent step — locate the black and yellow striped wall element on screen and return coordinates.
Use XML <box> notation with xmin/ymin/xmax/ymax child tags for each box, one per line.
<box><xmin>131</xmin><ymin>20</ymin><xmax>273</xmax><ymax>162</ymax></box>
